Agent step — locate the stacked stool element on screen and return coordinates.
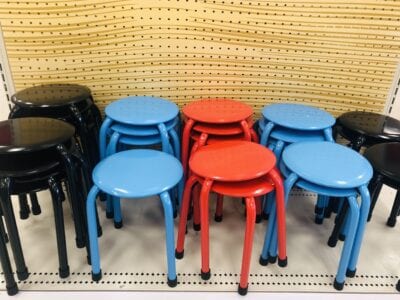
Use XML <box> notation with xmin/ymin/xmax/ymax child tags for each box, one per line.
<box><xmin>175</xmin><ymin>141</ymin><xmax>286</xmax><ymax>295</ymax></box>
<box><xmin>260</xmin><ymin>141</ymin><xmax>372</xmax><ymax>290</ymax></box>
<box><xmin>98</xmin><ymin>96</ymin><xmax>182</xmax><ymax>220</ymax></box>
<box><xmin>0</xmin><ymin>118</ymin><xmax>92</xmax><ymax>295</ymax></box>
<box><xmin>86</xmin><ymin>149</ymin><xmax>183</xmax><ymax>287</ymax></box>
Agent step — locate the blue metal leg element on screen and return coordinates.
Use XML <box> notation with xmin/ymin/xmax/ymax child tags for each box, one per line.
<box><xmin>158</xmin><ymin>123</ymin><xmax>174</xmax><ymax>155</ymax></box>
<box><xmin>346</xmin><ymin>185</ymin><xmax>371</xmax><ymax>277</ymax></box>
<box><xmin>323</xmin><ymin>127</ymin><xmax>334</xmax><ymax>142</ymax></box>
<box><xmin>260</xmin><ymin>121</ymin><xmax>275</xmax><ymax>146</ymax></box>
<box><xmin>169</xmin><ymin>128</ymin><xmax>180</xmax><ymax>161</ymax></box>
<box><xmin>260</xmin><ymin>173</ymin><xmax>297</xmax><ymax>265</ymax></box>
<box><xmin>273</xmin><ymin>140</ymin><xmax>285</xmax><ymax>165</ymax></box>
<box><xmin>334</xmin><ymin>196</ymin><xmax>359</xmax><ymax>290</ymax></box>
<box><xmin>99</xmin><ymin>117</ymin><xmax>113</xmax><ymax>159</ymax></box>
<box><xmin>86</xmin><ymin>186</ymin><xmax>102</xmax><ymax>281</ymax></box>
<box><xmin>159</xmin><ymin>191</ymin><xmax>177</xmax><ymax>287</ymax></box>
<box><xmin>262</xmin><ymin>192</ymin><xmax>274</xmax><ymax>219</ymax></box>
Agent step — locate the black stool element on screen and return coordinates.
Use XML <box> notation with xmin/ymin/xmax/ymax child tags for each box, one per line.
<box><xmin>0</xmin><ymin>118</ymin><xmax>94</xmax><ymax>295</ymax></box>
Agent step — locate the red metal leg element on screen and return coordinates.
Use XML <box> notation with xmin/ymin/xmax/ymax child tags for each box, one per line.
<box><xmin>240</xmin><ymin>120</ymin><xmax>251</xmax><ymax>141</ymax></box>
<box><xmin>238</xmin><ymin>197</ymin><xmax>256</xmax><ymax>295</ymax></box>
<box><xmin>250</xmin><ymin>128</ymin><xmax>259</xmax><ymax>143</ymax></box>
<box><xmin>176</xmin><ymin>175</ymin><xmax>198</xmax><ymax>257</ymax></box>
<box><xmin>267</xmin><ymin>167</ymin><xmax>287</xmax><ymax>265</ymax></box>
<box><xmin>214</xmin><ymin>193</ymin><xmax>224</xmax><ymax>222</ymax></box>
<box><xmin>200</xmin><ymin>179</ymin><xmax>213</xmax><ymax>279</ymax></box>
<box><xmin>182</xmin><ymin>119</ymin><xmax>195</xmax><ymax>177</ymax></box>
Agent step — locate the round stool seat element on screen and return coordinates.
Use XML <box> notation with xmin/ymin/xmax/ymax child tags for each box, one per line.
<box><xmin>192</xmin><ymin>118</ymin><xmax>253</xmax><ymax>135</ymax></box>
<box><xmin>364</xmin><ymin>142</ymin><xmax>400</xmax><ymax>184</ymax></box>
<box><xmin>190</xmin><ymin>141</ymin><xmax>276</xmax><ymax>181</ymax></box>
<box><xmin>11</xmin><ymin>84</ymin><xmax>92</xmax><ymax>108</ymax></box>
<box><xmin>283</xmin><ymin>141</ymin><xmax>372</xmax><ymax>189</ymax></box>
<box><xmin>190</xmin><ymin>132</ymin><xmax>246</xmax><ymax>144</ymax></box>
<box><xmin>183</xmin><ymin>99</ymin><xmax>253</xmax><ymax>124</ymax></box>
<box><xmin>105</xmin><ymin>96</ymin><xmax>179</xmax><ymax>126</ymax></box>
<box><xmin>262</xmin><ymin>103</ymin><xmax>335</xmax><ymax>131</ymax></box>
<box><xmin>0</xmin><ymin>118</ymin><xmax>75</xmax><ymax>153</ymax></box>
<box><xmin>337</xmin><ymin>111</ymin><xmax>400</xmax><ymax>142</ymax></box>
<box><xmin>93</xmin><ymin>149</ymin><xmax>182</xmax><ymax>198</ymax></box>
<box><xmin>111</xmin><ymin>117</ymin><xmax>178</xmax><ymax>136</ymax></box>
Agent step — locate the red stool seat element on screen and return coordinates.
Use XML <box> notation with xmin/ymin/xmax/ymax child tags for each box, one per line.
<box><xmin>176</xmin><ymin>141</ymin><xmax>286</xmax><ymax>295</ymax></box>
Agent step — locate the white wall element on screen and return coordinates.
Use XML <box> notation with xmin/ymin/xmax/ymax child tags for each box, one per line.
<box><xmin>0</xmin><ymin>24</ymin><xmax>13</xmax><ymax>120</ymax></box>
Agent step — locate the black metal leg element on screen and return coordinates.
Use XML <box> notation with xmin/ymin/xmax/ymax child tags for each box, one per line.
<box><xmin>367</xmin><ymin>174</ymin><xmax>383</xmax><ymax>222</ymax></box>
<box><xmin>350</xmin><ymin>135</ymin><xmax>366</xmax><ymax>152</ymax></box>
<box><xmin>48</xmin><ymin>177</ymin><xmax>70</xmax><ymax>278</ymax></box>
<box><xmin>18</xmin><ymin>194</ymin><xmax>30</xmax><ymax>220</ymax></box>
<box><xmin>57</xmin><ymin>182</ymin><xmax>66</xmax><ymax>202</ymax></box>
<box><xmin>29</xmin><ymin>192</ymin><xmax>41</xmax><ymax>215</ymax></box>
<box><xmin>328</xmin><ymin>200</ymin><xmax>349</xmax><ymax>248</ymax></box>
<box><xmin>387</xmin><ymin>190</ymin><xmax>400</xmax><ymax>227</ymax></box>
<box><xmin>0</xmin><ymin>205</ymin><xmax>9</xmax><ymax>244</ymax></box>
<box><xmin>0</xmin><ymin>209</ymin><xmax>18</xmax><ymax>295</ymax></box>
<box><xmin>0</xmin><ymin>178</ymin><xmax>29</xmax><ymax>281</ymax></box>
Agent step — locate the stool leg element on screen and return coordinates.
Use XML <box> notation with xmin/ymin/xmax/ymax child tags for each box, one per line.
<box><xmin>250</xmin><ymin>128</ymin><xmax>259</xmax><ymax>143</ymax></box>
<box><xmin>333</xmin><ymin>196</ymin><xmax>359</xmax><ymax>290</ymax></box>
<box><xmin>214</xmin><ymin>194</ymin><xmax>223</xmax><ymax>222</ymax></box>
<box><xmin>315</xmin><ymin>195</ymin><xmax>327</xmax><ymax>225</ymax></box>
<box><xmin>262</xmin><ymin>193</ymin><xmax>274</xmax><ymax>220</ymax></box>
<box><xmin>48</xmin><ymin>178</ymin><xmax>70</xmax><ymax>278</ymax></box>
<box><xmin>169</xmin><ymin>128</ymin><xmax>181</xmax><ymax>160</ymax></box>
<box><xmin>255</xmin><ymin>197</ymin><xmax>262</xmax><ymax>223</ymax></box>
<box><xmin>273</xmin><ymin>140</ymin><xmax>285</xmax><ymax>165</ymax></box>
<box><xmin>367</xmin><ymin>174</ymin><xmax>383</xmax><ymax>222</ymax></box>
<box><xmin>160</xmin><ymin>191</ymin><xmax>177</xmax><ymax>287</ymax></box>
<box><xmin>387</xmin><ymin>190</ymin><xmax>400</xmax><ymax>227</ymax></box>
<box><xmin>29</xmin><ymin>192</ymin><xmax>41</xmax><ymax>215</ymax></box>
<box><xmin>181</xmin><ymin>119</ymin><xmax>195</xmax><ymax>177</ymax></box>
<box><xmin>350</xmin><ymin>135</ymin><xmax>366</xmax><ymax>152</ymax></box>
<box><xmin>18</xmin><ymin>194</ymin><xmax>30</xmax><ymax>220</ymax></box>
<box><xmin>176</xmin><ymin>175</ymin><xmax>198</xmax><ymax>258</ymax></box>
<box><xmin>259</xmin><ymin>121</ymin><xmax>275</xmax><ymax>146</ymax></box>
<box><xmin>346</xmin><ymin>185</ymin><xmax>371</xmax><ymax>278</ymax></box>
<box><xmin>0</xmin><ymin>178</ymin><xmax>29</xmax><ymax>281</ymax></box>
<box><xmin>192</xmin><ymin>184</ymin><xmax>201</xmax><ymax>231</ymax></box>
<box><xmin>105</xmin><ymin>132</ymin><xmax>120</xmax><ymax>219</ymax></box>
<box><xmin>323</xmin><ymin>127</ymin><xmax>334</xmax><ymax>142</ymax></box>
<box><xmin>86</xmin><ymin>186</ymin><xmax>102</xmax><ymax>281</ymax></box>
<box><xmin>0</xmin><ymin>207</ymin><xmax>8</xmax><ymax>243</ymax></box>
<box><xmin>0</xmin><ymin>211</ymin><xmax>18</xmax><ymax>295</ymax></box>
<box><xmin>240</xmin><ymin>120</ymin><xmax>252</xmax><ymax>141</ymax></box>
<box><xmin>328</xmin><ymin>201</ymin><xmax>348</xmax><ymax>248</ymax></box>
<box><xmin>158</xmin><ymin>123</ymin><xmax>174</xmax><ymax>155</ymax></box>
<box><xmin>99</xmin><ymin>117</ymin><xmax>113</xmax><ymax>160</ymax></box>
<box><xmin>238</xmin><ymin>197</ymin><xmax>256</xmax><ymax>296</ymax></box>
<box><xmin>200</xmin><ymin>179</ymin><xmax>213</xmax><ymax>280</ymax></box>
<box><xmin>113</xmin><ymin>197</ymin><xmax>123</xmax><ymax>229</ymax></box>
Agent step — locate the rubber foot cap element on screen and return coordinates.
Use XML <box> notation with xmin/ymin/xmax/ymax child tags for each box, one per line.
<box><xmin>193</xmin><ymin>223</ymin><xmax>201</xmax><ymax>231</ymax></box>
<box><xmin>278</xmin><ymin>257</ymin><xmax>288</xmax><ymax>267</ymax></box>
<box><xmin>175</xmin><ymin>249</ymin><xmax>184</xmax><ymax>259</ymax></box>
<box><xmin>396</xmin><ymin>280</ymin><xmax>400</xmax><ymax>292</ymax></box>
<box><xmin>339</xmin><ymin>234</ymin><xmax>346</xmax><ymax>241</ymax></box>
<box><xmin>114</xmin><ymin>220</ymin><xmax>123</xmax><ymax>229</ymax></box>
<box><xmin>76</xmin><ymin>238</ymin><xmax>85</xmax><ymax>248</ymax></box>
<box><xmin>201</xmin><ymin>270</ymin><xmax>211</xmax><ymax>280</ymax></box>
<box><xmin>106</xmin><ymin>211</ymin><xmax>114</xmax><ymax>219</ymax></box>
<box><xmin>167</xmin><ymin>277</ymin><xmax>177</xmax><ymax>288</ymax></box>
<box><xmin>259</xmin><ymin>255</ymin><xmax>269</xmax><ymax>266</ymax></box>
<box><xmin>333</xmin><ymin>279</ymin><xmax>344</xmax><ymax>290</ymax></box>
<box><xmin>268</xmin><ymin>255</ymin><xmax>277</xmax><ymax>264</ymax></box>
<box><xmin>238</xmin><ymin>284</ymin><xmax>248</xmax><ymax>296</ymax></box>
<box><xmin>327</xmin><ymin>236</ymin><xmax>338</xmax><ymax>248</ymax></box>
<box><xmin>262</xmin><ymin>212</ymin><xmax>269</xmax><ymax>220</ymax></box>
<box><xmin>92</xmin><ymin>270</ymin><xmax>102</xmax><ymax>282</ymax></box>
<box><xmin>315</xmin><ymin>216</ymin><xmax>323</xmax><ymax>224</ymax></box>
<box><xmin>256</xmin><ymin>215</ymin><xmax>262</xmax><ymax>224</ymax></box>
<box><xmin>346</xmin><ymin>268</ymin><xmax>356</xmax><ymax>278</ymax></box>
<box><xmin>59</xmin><ymin>266</ymin><xmax>70</xmax><ymax>278</ymax></box>
<box><xmin>386</xmin><ymin>218</ymin><xmax>396</xmax><ymax>227</ymax></box>
<box><xmin>214</xmin><ymin>215</ymin><xmax>223</xmax><ymax>222</ymax></box>
<box><xmin>6</xmin><ymin>283</ymin><xmax>18</xmax><ymax>296</ymax></box>
<box><xmin>19</xmin><ymin>211</ymin><xmax>30</xmax><ymax>220</ymax></box>
<box><xmin>17</xmin><ymin>267</ymin><xmax>29</xmax><ymax>281</ymax></box>
<box><xmin>31</xmin><ymin>206</ymin><xmax>41</xmax><ymax>215</ymax></box>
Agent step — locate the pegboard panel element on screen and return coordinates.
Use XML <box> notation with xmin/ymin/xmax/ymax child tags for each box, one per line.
<box><xmin>0</xmin><ymin>0</ymin><xmax>400</xmax><ymax>116</ymax></box>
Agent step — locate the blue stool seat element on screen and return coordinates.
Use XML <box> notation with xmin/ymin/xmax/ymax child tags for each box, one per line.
<box><xmin>86</xmin><ymin>149</ymin><xmax>183</xmax><ymax>287</ymax></box>
<box><xmin>110</xmin><ymin>117</ymin><xmax>178</xmax><ymax>136</ymax></box>
<box><xmin>105</xmin><ymin>96</ymin><xmax>179</xmax><ymax>125</ymax></box>
<box><xmin>260</xmin><ymin>141</ymin><xmax>372</xmax><ymax>291</ymax></box>
<box><xmin>262</xmin><ymin>103</ymin><xmax>335</xmax><ymax>131</ymax></box>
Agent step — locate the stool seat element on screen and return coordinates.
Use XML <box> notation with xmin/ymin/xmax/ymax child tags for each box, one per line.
<box><xmin>193</xmin><ymin>118</ymin><xmax>253</xmax><ymax>135</ymax></box>
<box><xmin>111</xmin><ymin>117</ymin><xmax>178</xmax><ymax>136</ymax></box>
<box><xmin>364</xmin><ymin>142</ymin><xmax>400</xmax><ymax>183</ymax></box>
<box><xmin>337</xmin><ymin>111</ymin><xmax>400</xmax><ymax>142</ymax></box>
<box><xmin>105</xmin><ymin>96</ymin><xmax>179</xmax><ymax>125</ymax></box>
<box><xmin>190</xmin><ymin>132</ymin><xmax>246</xmax><ymax>144</ymax></box>
<box><xmin>190</xmin><ymin>141</ymin><xmax>276</xmax><ymax>181</ymax></box>
<box><xmin>283</xmin><ymin>142</ymin><xmax>372</xmax><ymax>189</ymax></box>
<box><xmin>93</xmin><ymin>149</ymin><xmax>182</xmax><ymax>198</ymax></box>
<box><xmin>262</xmin><ymin>103</ymin><xmax>335</xmax><ymax>131</ymax></box>
<box><xmin>11</xmin><ymin>84</ymin><xmax>92</xmax><ymax>108</ymax></box>
<box><xmin>183</xmin><ymin>99</ymin><xmax>253</xmax><ymax>124</ymax></box>
<box><xmin>0</xmin><ymin>118</ymin><xmax>75</xmax><ymax>153</ymax></box>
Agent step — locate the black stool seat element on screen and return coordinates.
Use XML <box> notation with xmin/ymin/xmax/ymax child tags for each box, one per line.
<box><xmin>336</xmin><ymin>111</ymin><xmax>400</xmax><ymax>150</ymax></box>
<box><xmin>0</xmin><ymin>117</ymin><xmax>92</xmax><ymax>296</ymax></box>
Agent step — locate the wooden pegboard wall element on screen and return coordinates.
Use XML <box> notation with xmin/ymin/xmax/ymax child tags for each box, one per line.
<box><xmin>0</xmin><ymin>0</ymin><xmax>399</xmax><ymax>116</ymax></box>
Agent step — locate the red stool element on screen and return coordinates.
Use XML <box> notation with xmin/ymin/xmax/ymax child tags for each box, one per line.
<box><xmin>181</xmin><ymin>99</ymin><xmax>257</xmax><ymax>176</ymax></box>
<box><xmin>175</xmin><ymin>141</ymin><xmax>286</xmax><ymax>295</ymax></box>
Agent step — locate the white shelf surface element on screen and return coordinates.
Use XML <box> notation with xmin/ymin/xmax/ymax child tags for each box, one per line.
<box><xmin>0</xmin><ymin>185</ymin><xmax>399</xmax><ymax>298</ymax></box>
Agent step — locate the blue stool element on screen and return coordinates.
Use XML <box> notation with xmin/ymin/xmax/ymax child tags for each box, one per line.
<box><xmin>260</xmin><ymin>141</ymin><xmax>372</xmax><ymax>290</ymax></box>
<box><xmin>258</xmin><ymin>103</ymin><xmax>335</xmax><ymax>221</ymax></box>
<box><xmin>98</xmin><ymin>96</ymin><xmax>182</xmax><ymax>217</ymax></box>
<box><xmin>86</xmin><ymin>149</ymin><xmax>183</xmax><ymax>287</ymax></box>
